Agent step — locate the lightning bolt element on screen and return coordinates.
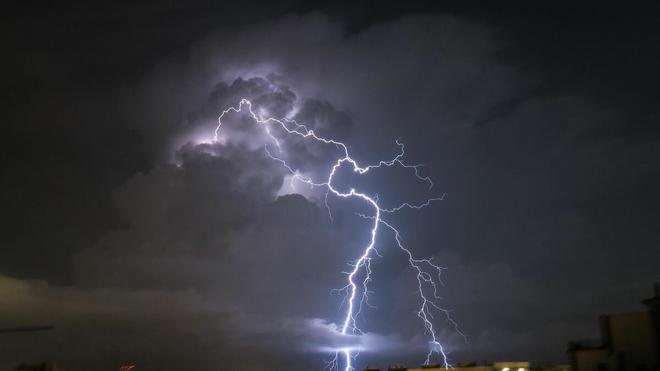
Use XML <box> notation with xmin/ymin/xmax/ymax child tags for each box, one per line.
<box><xmin>214</xmin><ymin>98</ymin><xmax>462</xmax><ymax>371</ymax></box>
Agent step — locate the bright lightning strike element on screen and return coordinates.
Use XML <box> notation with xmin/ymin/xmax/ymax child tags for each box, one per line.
<box><xmin>214</xmin><ymin>98</ymin><xmax>462</xmax><ymax>371</ymax></box>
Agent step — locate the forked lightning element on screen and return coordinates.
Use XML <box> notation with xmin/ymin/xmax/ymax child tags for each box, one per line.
<box><xmin>214</xmin><ymin>99</ymin><xmax>462</xmax><ymax>371</ymax></box>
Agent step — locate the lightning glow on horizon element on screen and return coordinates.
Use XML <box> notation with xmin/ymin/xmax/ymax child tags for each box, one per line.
<box><xmin>214</xmin><ymin>98</ymin><xmax>463</xmax><ymax>371</ymax></box>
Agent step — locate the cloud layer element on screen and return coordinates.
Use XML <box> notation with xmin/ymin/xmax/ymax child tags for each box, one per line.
<box><xmin>2</xmin><ymin>12</ymin><xmax>658</xmax><ymax>371</ymax></box>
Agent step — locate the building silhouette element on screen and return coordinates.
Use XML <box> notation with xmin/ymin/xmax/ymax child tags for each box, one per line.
<box><xmin>567</xmin><ymin>285</ymin><xmax>660</xmax><ymax>371</ymax></box>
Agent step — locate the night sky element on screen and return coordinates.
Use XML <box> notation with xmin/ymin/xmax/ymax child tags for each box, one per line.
<box><xmin>2</xmin><ymin>2</ymin><xmax>659</xmax><ymax>370</ymax></box>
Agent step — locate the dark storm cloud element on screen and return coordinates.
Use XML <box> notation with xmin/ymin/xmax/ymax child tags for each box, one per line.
<box><xmin>2</xmin><ymin>9</ymin><xmax>659</xmax><ymax>371</ymax></box>
<box><xmin>0</xmin><ymin>274</ymin><xmax>409</xmax><ymax>370</ymax></box>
